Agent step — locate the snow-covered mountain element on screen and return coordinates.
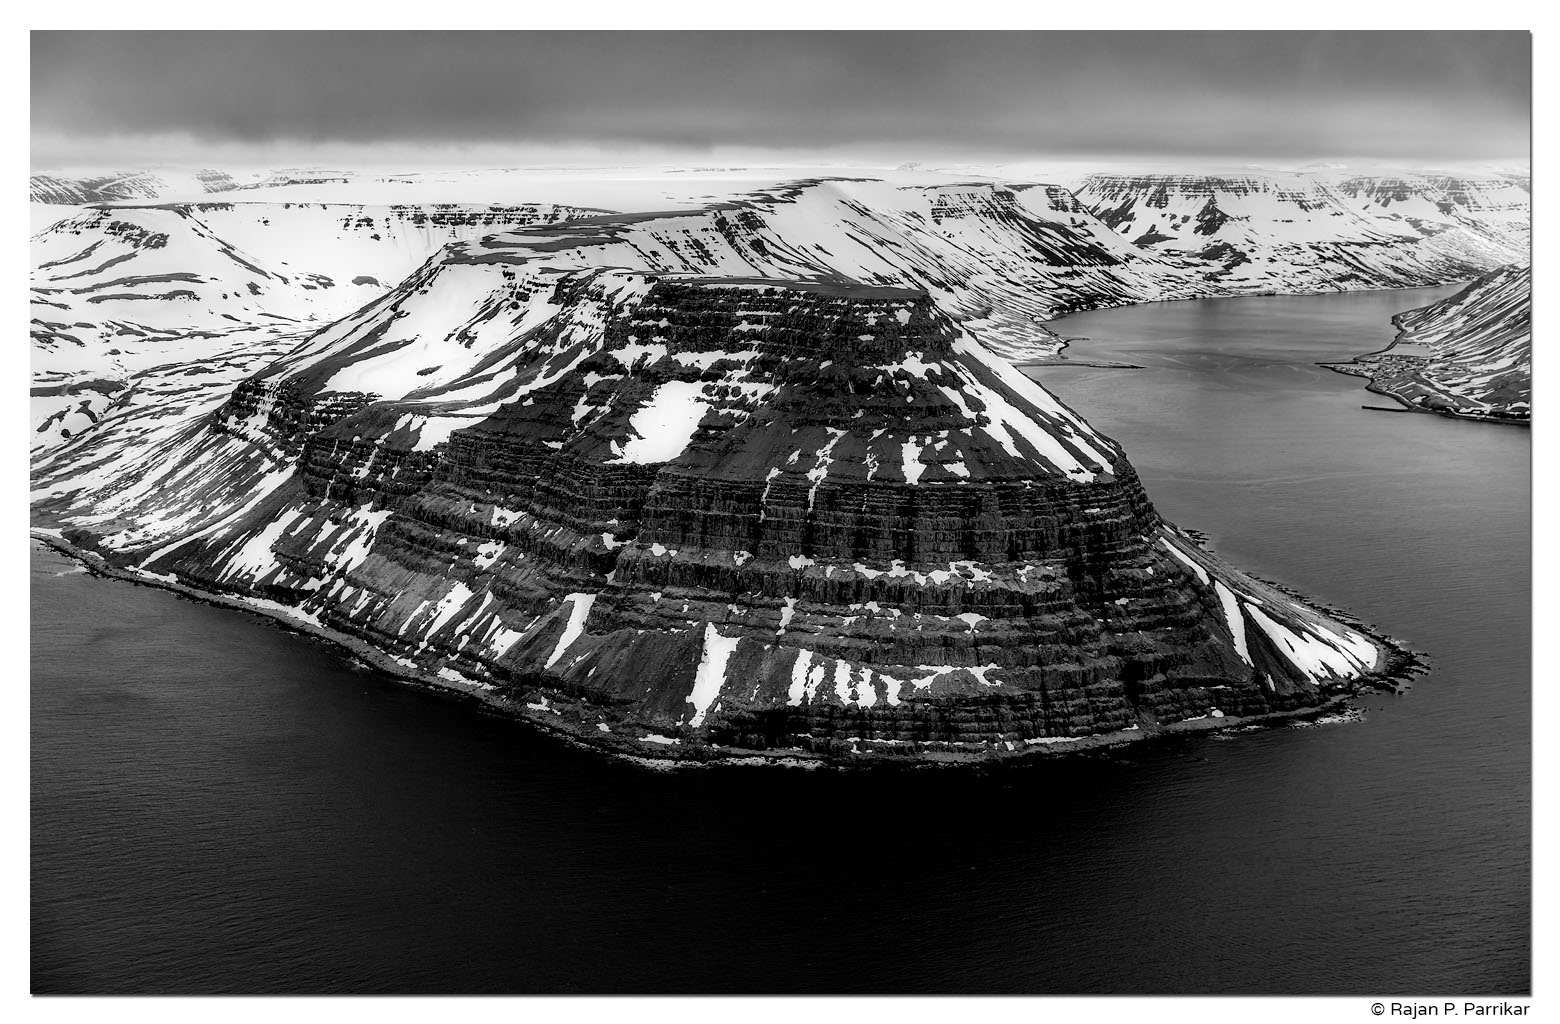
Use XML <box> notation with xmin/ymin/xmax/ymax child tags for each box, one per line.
<box><xmin>28</xmin><ymin>179</ymin><xmax>1190</xmax><ymax>448</ymax></box>
<box><xmin>30</xmin><ymin>170</ymin><xmax>1530</xmax><ymax>452</ymax></box>
<box><xmin>29</xmin><ymin>166</ymin><xmax>448</xmax><ymax>205</ymax></box>
<box><xmin>1072</xmin><ymin>171</ymin><xmax>1528</xmax><ymax>291</ymax></box>
<box><xmin>29</xmin><ymin>168</ymin><xmax>261</xmax><ymax>205</ymax></box>
<box><xmin>1324</xmin><ymin>264</ymin><xmax>1531</xmax><ymax>422</ymax></box>
<box><xmin>34</xmin><ymin>265</ymin><xmax>1399</xmax><ymax>762</ymax></box>
<box><xmin>29</xmin><ymin>165</ymin><xmax>1528</xmax><ymax>759</ymax></box>
<box><xmin>1329</xmin><ymin>172</ymin><xmax>1530</xmax><ymax>260</ymax></box>
<box><xmin>30</xmin><ymin>201</ymin><xmax>606</xmax><ymax>448</ymax></box>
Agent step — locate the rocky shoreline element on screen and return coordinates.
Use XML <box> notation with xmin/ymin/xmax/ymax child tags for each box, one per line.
<box><xmin>32</xmin><ymin>526</ymin><xmax>1419</xmax><ymax>769</ymax></box>
<box><xmin>1320</xmin><ymin>356</ymin><xmax>1531</xmax><ymax>425</ymax></box>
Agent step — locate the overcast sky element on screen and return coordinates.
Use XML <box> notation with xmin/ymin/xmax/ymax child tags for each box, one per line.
<box><xmin>31</xmin><ymin>31</ymin><xmax>1531</xmax><ymax>170</ymax></box>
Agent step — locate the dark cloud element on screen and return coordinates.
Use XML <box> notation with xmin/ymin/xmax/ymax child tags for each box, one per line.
<box><xmin>30</xmin><ymin>31</ymin><xmax>1532</xmax><ymax>163</ymax></box>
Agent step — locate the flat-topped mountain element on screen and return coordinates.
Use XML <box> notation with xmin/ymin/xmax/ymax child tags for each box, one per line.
<box><xmin>1072</xmin><ymin>171</ymin><xmax>1528</xmax><ymax>291</ymax></box>
<box><xmin>34</xmin><ymin>170</ymin><xmax>1513</xmax><ymax>761</ymax></box>
<box><xmin>34</xmin><ymin>263</ymin><xmax>1399</xmax><ymax>762</ymax></box>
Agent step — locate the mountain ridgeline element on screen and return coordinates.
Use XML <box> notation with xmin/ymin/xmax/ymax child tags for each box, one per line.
<box><xmin>30</xmin><ymin>168</ymin><xmax>249</xmax><ymax>205</ymax></box>
<box><xmin>30</xmin><ymin>174</ymin><xmax>1529</xmax><ymax>450</ymax></box>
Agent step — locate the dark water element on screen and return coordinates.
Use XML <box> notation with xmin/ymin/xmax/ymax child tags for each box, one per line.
<box><xmin>32</xmin><ymin>286</ymin><xmax>1529</xmax><ymax>994</ymax></box>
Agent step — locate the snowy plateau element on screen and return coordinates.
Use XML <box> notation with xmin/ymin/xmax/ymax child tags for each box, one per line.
<box><xmin>30</xmin><ymin>165</ymin><xmax>1528</xmax><ymax>763</ymax></box>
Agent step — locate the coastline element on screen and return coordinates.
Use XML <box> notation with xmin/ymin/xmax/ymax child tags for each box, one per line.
<box><xmin>1318</xmin><ymin>360</ymin><xmax>1532</xmax><ymax>426</ymax></box>
<box><xmin>1318</xmin><ymin>307</ymin><xmax>1530</xmax><ymax>427</ymax></box>
<box><xmin>1014</xmin><ymin>339</ymin><xmax>1144</xmax><ymax>370</ymax></box>
<box><xmin>31</xmin><ymin>527</ymin><xmax>1419</xmax><ymax>770</ymax></box>
<box><xmin>1030</xmin><ymin>282</ymin><xmax>1474</xmax><ymax>374</ymax></box>
<box><xmin>1014</xmin><ymin>331</ymin><xmax>1145</xmax><ymax>369</ymax></box>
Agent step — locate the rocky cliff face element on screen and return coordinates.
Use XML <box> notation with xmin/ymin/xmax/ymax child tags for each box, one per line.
<box><xmin>1324</xmin><ymin>264</ymin><xmax>1531</xmax><ymax>422</ymax></box>
<box><xmin>34</xmin><ymin>266</ymin><xmax>1397</xmax><ymax>763</ymax></box>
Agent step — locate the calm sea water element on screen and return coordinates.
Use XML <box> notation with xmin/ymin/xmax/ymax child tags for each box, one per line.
<box><xmin>31</xmin><ymin>285</ymin><xmax>1529</xmax><ymax>994</ymax></box>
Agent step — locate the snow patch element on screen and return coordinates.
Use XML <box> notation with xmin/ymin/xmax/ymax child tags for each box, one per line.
<box><xmin>788</xmin><ymin>648</ymin><xmax>813</xmax><ymax>706</ymax></box>
<box><xmin>1214</xmin><ymin>581</ymin><xmax>1252</xmax><ymax>665</ymax></box>
<box><xmin>687</xmin><ymin>623</ymin><xmax>741</xmax><ymax>728</ymax></box>
<box><xmin>1160</xmin><ymin>537</ymin><xmax>1211</xmax><ymax>585</ymax></box>
<box><xmin>544</xmin><ymin>593</ymin><xmax>597</xmax><ymax>670</ymax></box>
<box><xmin>615</xmin><ymin>380</ymin><xmax>707</xmax><ymax>464</ymax></box>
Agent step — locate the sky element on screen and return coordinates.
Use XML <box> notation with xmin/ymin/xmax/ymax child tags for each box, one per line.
<box><xmin>30</xmin><ymin>31</ymin><xmax>1532</xmax><ymax>171</ymax></box>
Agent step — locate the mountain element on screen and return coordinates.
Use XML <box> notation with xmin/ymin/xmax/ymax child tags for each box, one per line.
<box><xmin>27</xmin><ymin>179</ymin><xmax>1189</xmax><ymax>449</ymax></box>
<box><xmin>1323</xmin><ymin>264</ymin><xmax>1531</xmax><ymax>423</ymax></box>
<box><xmin>29</xmin><ymin>169</ymin><xmax>259</xmax><ymax>205</ymax></box>
<box><xmin>33</xmin><ymin>172</ymin><xmax>1531</xmax><ymax>450</ymax></box>
<box><xmin>1072</xmin><ymin>171</ymin><xmax>1528</xmax><ymax>292</ymax></box>
<box><xmin>28</xmin><ymin>167</ymin><xmax>401</xmax><ymax>205</ymax></box>
<box><xmin>34</xmin><ymin>221</ymin><xmax>1404</xmax><ymax>762</ymax></box>
<box><xmin>32</xmin><ymin>168</ymin><xmax>1526</xmax><ymax>760</ymax></box>
<box><xmin>1329</xmin><ymin>173</ymin><xmax>1530</xmax><ymax>263</ymax></box>
<box><xmin>32</xmin><ymin>200</ymin><xmax>612</xmax><ymax>336</ymax></box>
<box><xmin>30</xmin><ymin>201</ymin><xmax>606</xmax><ymax>449</ymax></box>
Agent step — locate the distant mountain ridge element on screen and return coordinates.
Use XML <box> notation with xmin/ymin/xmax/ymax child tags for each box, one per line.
<box><xmin>26</xmin><ymin>178</ymin><xmax>1183</xmax><ymax>448</ymax></box>
<box><xmin>1071</xmin><ymin>171</ymin><xmax>1528</xmax><ymax>292</ymax></box>
<box><xmin>30</xmin><ymin>168</ymin><xmax>412</xmax><ymax>205</ymax></box>
<box><xmin>30</xmin><ymin>169</ymin><xmax>254</xmax><ymax>205</ymax></box>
